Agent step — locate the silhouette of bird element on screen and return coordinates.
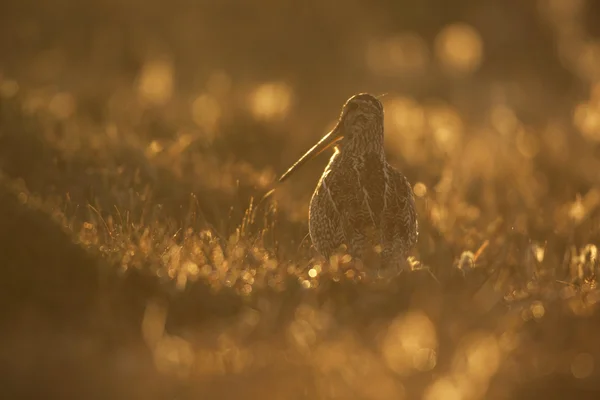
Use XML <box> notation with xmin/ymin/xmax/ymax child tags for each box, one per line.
<box><xmin>274</xmin><ymin>93</ymin><xmax>418</xmax><ymax>269</ymax></box>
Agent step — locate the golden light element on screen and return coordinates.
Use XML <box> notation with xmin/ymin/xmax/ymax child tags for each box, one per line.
<box><xmin>531</xmin><ymin>242</ymin><xmax>546</xmax><ymax>263</ymax></box>
<box><xmin>464</xmin><ymin>334</ymin><xmax>500</xmax><ymax>380</ymax></box>
<box><xmin>145</xmin><ymin>140</ymin><xmax>164</xmax><ymax>158</ymax></box>
<box><xmin>567</xmin><ymin>190</ymin><xmax>600</xmax><ymax>224</ymax></box>
<box><xmin>288</xmin><ymin>317</ymin><xmax>316</xmax><ymax>352</ymax></box>
<box><xmin>249</xmin><ymin>81</ymin><xmax>293</xmax><ymax>121</ymax></box>
<box><xmin>48</xmin><ymin>92</ymin><xmax>75</xmax><ymax>120</ymax></box>
<box><xmin>413</xmin><ymin>348</ymin><xmax>438</xmax><ymax>372</ymax></box>
<box><xmin>575</xmin><ymin>41</ymin><xmax>600</xmax><ymax>83</ymax></box>
<box><xmin>462</xmin><ymin>137</ymin><xmax>496</xmax><ymax>179</ymax></box>
<box><xmin>137</xmin><ymin>59</ymin><xmax>174</xmax><ymax>105</ymax></box>
<box><xmin>168</xmin><ymin>129</ymin><xmax>195</xmax><ymax>156</ymax></box>
<box><xmin>22</xmin><ymin>92</ymin><xmax>45</xmax><ymax>115</ymax></box>
<box><xmin>435</xmin><ymin>23</ymin><xmax>483</xmax><ymax>74</ymax></box>
<box><xmin>153</xmin><ymin>335</ymin><xmax>195</xmax><ymax>378</ymax></box>
<box><xmin>366</xmin><ymin>33</ymin><xmax>429</xmax><ymax>76</ymax></box>
<box><xmin>498</xmin><ymin>332</ymin><xmax>520</xmax><ymax>353</ymax></box>
<box><xmin>414</xmin><ymin>182</ymin><xmax>427</xmax><ymax>197</ymax></box>
<box><xmin>539</xmin><ymin>0</ymin><xmax>585</xmax><ymax>22</ymax></box>
<box><xmin>0</xmin><ymin>79</ymin><xmax>19</xmax><ymax>98</ymax></box>
<box><xmin>490</xmin><ymin>105</ymin><xmax>519</xmax><ymax>136</ymax></box>
<box><xmin>571</xmin><ymin>353</ymin><xmax>594</xmax><ymax>379</ymax></box>
<box><xmin>423</xmin><ymin>377</ymin><xmax>463</xmax><ymax>400</ymax></box>
<box><xmin>582</xmin><ymin>244</ymin><xmax>598</xmax><ymax>263</ymax></box>
<box><xmin>17</xmin><ymin>192</ymin><xmax>28</xmax><ymax>204</ymax></box>
<box><xmin>515</xmin><ymin>127</ymin><xmax>540</xmax><ymax>159</ymax></box>
<box><xmin>380</xmin><ymin>311</ymin><xmax>438</xmax><ymax>376</ymax></box>
<box><xmin>574</xmin><ymin>97</ymin><xmax>600</xmax><ymax>141</ymax></box>
<box><xmin>184</xmin><ymin>261</ymin><xmax>199</xmax><ymax>276</ymax></box>
<box><xmin>428</xmin><ymin>104</ymin><xmax>463</xmax><ymax>153</ymax></box>
<box><xmin>142</xmin><ymin>300</ymin><xmax>168</xmax><ymax>348</ymax></box>
<box><xmin>192</xmin><ymin>93</ymin><xmax>221</xmax><ymax>133</ymax></box>
<box><xmin>384</xmin><ymin>96</ymin><xmax>427</xmax><ymax>164</ymax></box>
<box><xmin>206</xmin><ymin>70</ymin><xmax>232</xmax><ymax>97</ymax></box>
<box><xmin>386</xmin><ymin>96</ymin><xmax>426</xmax><ymax>138</ymax></box>
<box><xmin>530</xmin><ymin>301</ymin><xmax>545</xmax><ymax>320</ymax></box>
<box><xmin>452</xmin><ymin>332</ymin><xmax>501</xmax><ymax>386</ymax></box>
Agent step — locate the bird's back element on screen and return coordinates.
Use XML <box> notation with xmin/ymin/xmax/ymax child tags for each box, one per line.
<box><xmin>381</xmin><ymin>164</ymin><xmax>418</xmax><ymax>258</ymax></box>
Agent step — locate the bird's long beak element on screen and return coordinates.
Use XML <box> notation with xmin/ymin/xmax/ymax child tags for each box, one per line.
<box><xmin>278</xmin><ymin>122</ymin><xmax>343</xmax><ymax>184</ymax></box>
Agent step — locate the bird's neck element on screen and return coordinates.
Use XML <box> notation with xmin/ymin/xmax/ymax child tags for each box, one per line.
<box><xmin>340</xmin><ymin>125</ymin><xmax>385</xmax><ymax>160</ymax></box>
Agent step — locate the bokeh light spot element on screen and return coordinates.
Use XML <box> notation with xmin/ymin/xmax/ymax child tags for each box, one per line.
<box><xmin>516</xmin><ymin>127</ymin><xmax>540</xmax><ymax>159</ymax></box>
<box><xmin>366</xmin><ymin>33</ymin><xmax>429</xmax><ymax>76</ymax></box>
<box><xmin>453</xmin><ymin>332</ymin><xmax>501</xmax><ymax>382</ymax></box>
<box><xmin>571</xmin><ymin>353</ymin><xmax>594</xmax><ymax>379</ymax></box>
<box><xmin>0</xmin><ymin>79</ymin><xmax>19</xmax><ymax>98</ymax></box>
<box><xmin>146</xmin><ymin>140</ymin><xmax>164</xmax><ymax>158</ymax></box>
<box><xmin>574</xmin><ymin>95</ymin><xmax>600</xmax><ymax>141</ymax></box>
<box><xmin>142</xmin><ymin>300</ymin><xmax>167</xmax><ymax>348</ymax></box>
<box><xmin>414</xmin><ymin>182</ymin><xmax>427</xmax><ymax>197</ymax></box>
<box><xmin>435</xmin><ymin>23</ymin><xmax>483</xmax><ymax>74</ymax></box>
<box><xmin>381</xmin><ymin>311</ymin><xmax>437</xmax><ymax>376</ymax></box>
<box><xmin>153</xmin><ymin>335</ymin><xmax>195</xmax><ymax>378</ymax></box>
<box><xmin>386</xmin><ymin>96</ymin><xmax>426</xmax><ymax>139</ymax></box>
<box><xmin>531</xmin><ymin>301</ymin><xmax>545</xmax><ymax>319</ymax></box>
<box><xmin>192</xmin><ymin>93</ymin><xmax>221</xmax><ymax>133</ymax></box>
<box><xmin>249</xmin><ymin>82</ymin><xmax>293</xmax><ymax>121</ymax></box>
<box><xmin>137</xmin><ymin>59</ymin><xmax>174</xmax><ymax>105</ymax></box>
<box><xmin>424</xmin><ymin>377</ymin><xmax>462</xmax><ymax>400</ymax></box>
<box><xmin>491</xmin><ymin>105</ymin><xmax>519</xmax><ymax>136</ymax></box>
<box><xmin>48</xmin><ymin>92</ymin><xmax>75</xmax><ymax>120</ymax></box>
<box><xmin>413</xmin><ymin>348</ymin><xmax>437</xmax><ymax>371</ymax></box>
<box><xmin>428</xmin><ymin>104</ymin><xmax>463</xmax><ymax>153</ymax></box>
<box><xmin>385</xmin><ymin>96</ymin><xmax>426</xmax><ymax>163</ymax></box>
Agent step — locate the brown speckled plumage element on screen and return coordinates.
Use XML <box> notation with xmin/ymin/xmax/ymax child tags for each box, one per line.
<box><xmin>278</xmin><ymin>93</ymin><xmax>418</xmax><ymax>267</ymax></box>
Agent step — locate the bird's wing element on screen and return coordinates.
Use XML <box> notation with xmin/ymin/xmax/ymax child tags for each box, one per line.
<box><xmin>382</xmin><ymin>170</ymin><xmax>418</xmax><ymax>251</ymax></box>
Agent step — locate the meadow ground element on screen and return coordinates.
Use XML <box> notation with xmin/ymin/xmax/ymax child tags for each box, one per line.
<box><xmin>2</xmin><ymin>1</ymin><xmax>600</xmax><ymax>399</ymax></box>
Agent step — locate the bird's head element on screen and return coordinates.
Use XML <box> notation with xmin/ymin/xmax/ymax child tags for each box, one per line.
<box><xmin>278</xmin><ymin>93</ymin><xmax>385</xmax><ymax>184</ymax></box>
<box><xmin>338</xmin><ymin>93</ymin><xmax>384</xmax><ymax>131</ymax></box>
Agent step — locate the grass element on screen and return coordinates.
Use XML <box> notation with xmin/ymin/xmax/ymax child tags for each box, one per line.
<box><xmin>2</xmin><ymin>1</ymin><xmax>600</xmax><ymax>398</ymax></box>
<box><xmin>2</xmin><ymin>76</ymin><xmax>600</xmax><ymax>400</ymax></box>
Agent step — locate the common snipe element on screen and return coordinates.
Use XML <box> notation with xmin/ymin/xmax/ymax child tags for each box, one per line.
<box><xmin>277</xmin><ymin>93</ymin><xmax>418</xmax><ymax>269</ymax></box>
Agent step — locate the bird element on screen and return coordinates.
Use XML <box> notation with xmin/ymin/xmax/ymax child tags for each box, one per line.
<box><xmin>271</xmin><ymin>93</ymin><xmax>418</xmax><ymax>270</ymax></box>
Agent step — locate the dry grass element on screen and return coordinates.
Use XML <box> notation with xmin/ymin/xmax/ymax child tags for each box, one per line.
<box><xmin>2</xmin><ymin>0</ymin><xmax>600</xmax><ymax>399</ymax></box>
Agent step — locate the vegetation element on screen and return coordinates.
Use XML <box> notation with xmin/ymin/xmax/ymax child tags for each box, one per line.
<box><xmin>1</xmin><ymin>0</ymin><xmax>600</xmax><ymax>398</ymax></box>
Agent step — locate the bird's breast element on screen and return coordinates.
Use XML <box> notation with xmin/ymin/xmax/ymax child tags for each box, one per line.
<box><xmin>317</xmin><ymin>153</ymin><xmax>388</xmax><ymax>224</ymax></box>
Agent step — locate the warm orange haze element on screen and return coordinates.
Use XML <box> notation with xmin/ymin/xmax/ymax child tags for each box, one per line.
<box><xmin>275</xmin><ymin>93</ymin><xmax>418</xmax><ymax>272</ymax></box>
<box><xmin>1</xmin><ymin>0</ymin><xmax>600</xmax><ymax>399</ymax></box>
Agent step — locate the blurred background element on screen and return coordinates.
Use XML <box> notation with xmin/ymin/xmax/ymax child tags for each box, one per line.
<box><xmin>2</xmin><ymin>0</ymin><xmax>600</xmax><ymax>399</ymax></box>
